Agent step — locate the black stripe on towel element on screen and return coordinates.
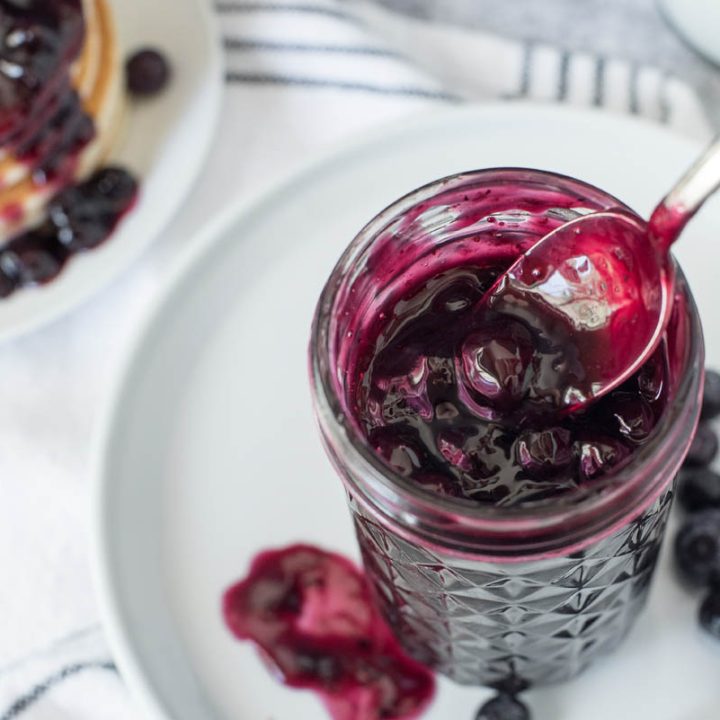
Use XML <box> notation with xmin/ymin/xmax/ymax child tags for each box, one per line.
<box><xmin>519</xmin><ymin>42</ymin><xmax>533</xmax><ymax>97</ymax></box>
<box><xmin>629</xmin><ymin>63</ymin><xmax>640</xmax><ymax>114</ymax></box>
<box><xmin>226</xmin><ymin>72</ymin><xmax>459</xmax><ymax>100</ymax></box>
<box><xmin>224</xmin><ymin>38</ymin><xmax>401</xmax><ymax>58</ymax></box>
<box><xmin>557</xmin><ymin>50</ymin><xmax>571</xmax><ymax>101</ymax></box>
<box><xmin>658</xmin><ymin>73</ymin><xmax>671</xmax><ymax>123</ymax></box>
<box><xmin>0</xmin><ymin>661</ymin><xmax>117</xmax><ymax>720</ymax></box>
<box><xmin>593</xmin><ymin>56</ymin><xmax>606</xmax><ymax>106</ymax></box>
<box><xmin>216</xmin><ymin>2</ymin><xmax>364</xmax><ymax>24</ymax></box>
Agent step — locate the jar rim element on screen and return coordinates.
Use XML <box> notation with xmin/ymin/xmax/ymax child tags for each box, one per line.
<box><xmin>309</xmin><ymin>168</ymin><xmax>704</xmax><ymax>559</ymax></box>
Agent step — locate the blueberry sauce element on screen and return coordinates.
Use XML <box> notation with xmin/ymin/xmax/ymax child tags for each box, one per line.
<box><xmin>352</xmin><ymin>261</ymin><xmax>669</xmax><ymax>508</ymax></box>
<box><xmin>0</xmin><ymin>0</ymin><xmax>95</xmax><ymax>183</ymax></box>
<box><xmin>223</xmin><ymin>545</ymin><xmax>435</xmax><ymax>720</ymax></box>
<box><xmin>0</xmin><ymin>167</ymin><xmax>137</xmax><ymax>297</ymax></box>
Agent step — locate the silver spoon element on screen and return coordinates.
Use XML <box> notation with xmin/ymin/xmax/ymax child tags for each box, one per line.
<box><xmin>474</xmin><ymin>136</ymin><xmax>720</xmax><ymax>412</ymax></box>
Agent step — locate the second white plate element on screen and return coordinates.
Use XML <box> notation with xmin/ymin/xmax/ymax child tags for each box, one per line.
<box><xmin>95</xmin><ymin>104</ymin><xmax>720</xmax><ymax>720</ymax></box>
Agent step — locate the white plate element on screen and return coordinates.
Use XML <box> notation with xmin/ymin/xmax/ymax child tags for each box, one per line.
<box><xmin>660</xmin><ymin>0</ymin><xmax>720</xmax><ymax>67</ymax></box>
<box><xmin>94</xmin><ymin>104</ymin><xmax>720</xmax><ymax>720</ymax></box>
<box><xmin>0</xmin><ymin>0</ymin><xmax>222</xmax><ymax>341</ymax></box>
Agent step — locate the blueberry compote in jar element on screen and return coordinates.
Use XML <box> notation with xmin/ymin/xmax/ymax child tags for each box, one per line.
<box><xmin>310</xmin><ymin>169</ymin><xmax>704</xmax><ymax>687</ymax></box>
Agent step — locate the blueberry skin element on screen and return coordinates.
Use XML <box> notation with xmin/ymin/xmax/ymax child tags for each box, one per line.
<box><xmin>678</xmin><ymin>469</ymin><xmax>720</xmax><ymax>513</ymax></box>
<box><xmin>475</xmin><ymin>693</ymin><xmax>530</xmax><ymax>720</ymax></box>
<box><xmin>699</xmin><ymin>590</ymin><xmax>720</xmax><ymax>640</ymax></box>
<box><xmin>674</xmin><ymin>511</ymin><xmax>720</xmax><ymax>587</ymax></box>
<box><xmin>684</xmin><ymin>423</ymin><xmax>719</xmax><ymax>469</ymax></box>
<box><xmin>702</xmin><ymin>369</ymin><xmax>720</xmax><ymax>421</ymax></box>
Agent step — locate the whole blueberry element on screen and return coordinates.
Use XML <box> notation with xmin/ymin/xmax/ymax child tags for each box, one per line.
<box><xmin>702</xmin><ymin>369</ymin><xmax>720</xmax><ymax>421</ymax></box>
<box><xmin>49</xmin><ymin>167</ymin><xmax>138</xmax><ymax>251</ymax></box>
<box><xmin>475</xmin><ymin>693</ymin><xmax>530</xmax><ymax>720</ymax></box>
<box><xmin>459</xmin><ymin>322</ymin><xmax>532</xmax><ymax>405</ymax></box>
<box><xmin>678</xmin><ymin>469</ymin><xmax>720</xmax><ymax>513</ymax></box>
<box><xmin>575</xmin><ymin>434</ymin><xmax>630</xmax><ymax>480</ymax></box>
<box><xmin>607</xmin><ymin>392</ymin><xmax>654</xmax><ymax>443</ymax></box>
<box><xmin>0</xmin><ymin>262</ymin><xmax>18</xmax><ymax>298</ymax></box>
<box><xmin>675</xmin><ymin>511</ymin><xmax>720</xmax><ymax>587</ymax></box>
<box><xmin>699</xmin><ymin>590</ymin><xmax>720</xmax><ymax>640</ymax></box>
<box><xmin>516</xmin><ymin>427</ymin><xmax>572</xmax><ymax>475</ymax></box>
<box><xmin>1</xmin><ymin>228</ymin><xmax>65</xmax><ymax>286</ymax></box>
<box><xmin>684</xmin><ymin>424</ymin><xmax>719</xmax><ymax>469</ymax></box>
<box><xmin>126</xmin><ymin>49</ymin><xmax>171</xmax><ymax>97</ymax></box>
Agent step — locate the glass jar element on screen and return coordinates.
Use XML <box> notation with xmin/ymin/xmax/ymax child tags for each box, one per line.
<box><xmin>309</xmin><ymin>169</ymin><xmax>704</xmax><ymax>688</ymax></box>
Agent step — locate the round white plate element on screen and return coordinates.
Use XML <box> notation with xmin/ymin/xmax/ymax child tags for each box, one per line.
<box><xmin>0</xmin><ymin>0</ymin><xmax>222</xmax><ymax>341</ymax></box>
<box><xmin>94</xmin><ymin>105</ymin><xmax>720</xmax><ymax>720</ymax></box>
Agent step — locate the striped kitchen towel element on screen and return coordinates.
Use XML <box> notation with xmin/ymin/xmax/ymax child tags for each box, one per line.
<box><xmin>0</xmin><ymin>1</ymin><xmax>714</xmax><ymax>718</ymax></box>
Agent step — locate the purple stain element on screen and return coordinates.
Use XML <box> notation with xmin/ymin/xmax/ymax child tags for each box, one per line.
<box><xmin>222</xmin><ymin>545</ymin><xmax>435</xmax><ymax>720</ymax></box>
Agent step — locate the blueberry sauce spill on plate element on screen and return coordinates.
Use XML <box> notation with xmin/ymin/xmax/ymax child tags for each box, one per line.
<box><xmin>223</xmin><ymin>545</ymin><xmax>435</xmax><ymax>720</ymax></box>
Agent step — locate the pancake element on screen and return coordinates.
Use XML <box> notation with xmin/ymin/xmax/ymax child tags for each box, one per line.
<box><xmin>0</xmin><ymin>0</ymin><xmax>125</xmax><ymax>240</ymax></box>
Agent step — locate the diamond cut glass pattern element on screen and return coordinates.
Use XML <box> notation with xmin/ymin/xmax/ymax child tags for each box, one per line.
<box><xmin>350</xmin><ymin>489</ymin><xmax>673</xmax><ymax>686</ymax></box>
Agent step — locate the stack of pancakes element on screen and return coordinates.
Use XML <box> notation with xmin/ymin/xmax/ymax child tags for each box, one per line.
<box><xmin>0</xmin><ymin>0</ymin><xmax>124</xmax><ymax>240</ymax></box>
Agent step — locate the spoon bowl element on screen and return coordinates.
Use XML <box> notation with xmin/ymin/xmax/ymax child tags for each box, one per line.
<box><xmin>477</xmin><ymin>210</ymin><xmax>673</xmax><ymax>411</ymax></box>
<box><xmin>470</xmin><ymin>136</ymin><xmax>720</xmax><ymax>412</ymax></box>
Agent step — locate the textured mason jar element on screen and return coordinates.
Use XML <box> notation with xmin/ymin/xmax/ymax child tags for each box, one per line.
<box><xmin>310</xmin><ymin>169</ymin><xmax>704</xmax><ymax>688</ymax></box>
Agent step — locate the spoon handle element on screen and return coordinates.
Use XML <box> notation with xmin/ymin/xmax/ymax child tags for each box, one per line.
<box><xmin>649</xmin><ymin>134</ymin><xmax>720</xmax><ymax>250</ymax></box>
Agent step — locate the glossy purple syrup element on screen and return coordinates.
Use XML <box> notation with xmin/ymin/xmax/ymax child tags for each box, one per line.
<box><xmin>339</xmin><ymin>183</ymin><xmax>673</xmax><ymax>507</ymax></box>
<box><xmin>0</xmin><ymin>0</ymin><xmax>95</xmax><ymax>183</ymax></box>
<box><xmin>223</xmin><ymin>545</ymin><xmax>435</xmax><ymax>720</ymax></box>
<box><xmin>0</xmin><ymin>167</ymin><xmax>138</xmax><ymax>297</ymax></box>
<box><xmin>479</xmin><ymin>211</ymin><xmax>671</xmax><ymax>411</ymax></box>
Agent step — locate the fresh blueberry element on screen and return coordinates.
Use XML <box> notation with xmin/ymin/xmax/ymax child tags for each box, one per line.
<box><xmin>684</xmin><ymin>424</ymin><xmax>719</xmax><ymax>469</ymax></box>
<box><xmin>126</xmin><ymin>49</ymin><xmax>171</xmax><ymax>97</ymax></box>
<box><xmin>475</xmin><ymin>693</ymin><xmax>530</xmax><ymax>720</ymax></box>
<box><xmin>516</xmin><ymin>427</ymin><xmax>572</xmax><ymax>475</ymax></box>
<box><xmin>675</xmin><ymin>511</ymin><xmax>720</xmax><ymax>587</ymax></box>
<box><xmin>699</xmin><ymin>590</ymin><xmax>720</xmax><ymax>640</ymax></box>
<box><xmin>702</xmin><ymin>369</ymin><xmax>720</xmax><ymax>421</ymax></box>
<box><xmin>0</xmin><ymin>263</ymin><xmax>18</xmax><ymax>298</ymax></box>
<box><xmin>678</xmin><ymin>469</ymin><xmax>720</xmax><ymax>513</ymax></box>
